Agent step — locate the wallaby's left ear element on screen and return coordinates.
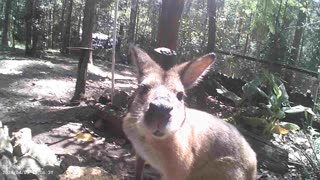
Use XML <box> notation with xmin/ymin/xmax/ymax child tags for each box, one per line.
<box><xmin>177</xmin><ymin>52</ymin><xmax>215</xmax><ymax>90</ymax></box>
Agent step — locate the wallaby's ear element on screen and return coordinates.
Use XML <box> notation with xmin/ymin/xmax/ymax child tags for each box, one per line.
<box><xmin>177</xmin><ymin>52</ymin><xmax>215</xmax><ymax>90</ymax></box>
<box><xmin>129</xmin><ymin>44</ymin><xmax>161</xmax><ymax>81</ymax></box>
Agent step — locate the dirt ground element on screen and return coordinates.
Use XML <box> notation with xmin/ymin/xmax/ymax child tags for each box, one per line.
<box><xmin>0</xmin><ymin>50</ymin><xmax>163</xmax><ymax>179</ymax></box>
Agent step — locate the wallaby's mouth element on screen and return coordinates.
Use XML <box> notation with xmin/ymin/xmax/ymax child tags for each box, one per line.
<box><xmin>144</xmin><ymin>107</ymin><xmax>171</xmax><ymax>137</ymax></box>
<box><xmin>153</xmin><ymin>130</ymin><xmax>165</xmax><ymax>137</ymax></box>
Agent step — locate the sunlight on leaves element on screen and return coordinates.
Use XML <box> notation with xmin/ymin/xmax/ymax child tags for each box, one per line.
<box><xmin>272</xmin><ymin>124</ymin><xmax>289</xmax><ymax>135</ymax></box>
<box><xmin>74</xmin><ymin>133</ymin><xmax>94</xmax><ymax>142</ymax></box>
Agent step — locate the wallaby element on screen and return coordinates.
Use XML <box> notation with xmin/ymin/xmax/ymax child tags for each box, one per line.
<box><xmin>123</xmin><ymin>45</ymin><xmax>257</xmax><ymax>180</ymax></box>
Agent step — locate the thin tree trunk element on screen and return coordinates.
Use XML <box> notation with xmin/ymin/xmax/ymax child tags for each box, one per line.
<box><xmin>60</xmin><ymin>0</ymin><xmax>67</xmax><ymax>49</ymax></box>
<box><xmin>267</xmin><ymin>0</ymin><xmax>283</xmax><ymax>73</ymax></box>
<box><xmin>157</xmin><ymin>0</ymin><xmax>185</xmax><ymax>51</ymax></box>
<box><xmin>48</xmin><ymin>6</ymin><xmax>52</xmax><ymax>49</ymax></box>
<box><xmin>76</xmin><ymin>1</ymin><xmax>83</xmax><ymax>46</ymax></box>
<box><xmin>51</xmin><ymin>1</ymin><xmax>57</xmax><ymax>48</ymax></box>
<box><xmin>71</xmin><ymin>0</ymin><xmax>97</xmax><ymax>103</ymax></box>
<box><xmin>128</xmin><ymin>0</ymin><xmax>138</xmax><ymax>43</ymax></box>
<box><xmin>243</xmin><ymin>15</ymin><xmax>252</xmax><ymax>55</ymax></box>
<box><xmin>206</xmin><ymin>0</ymin><xmax>216</xmax><ymax>53</ymax></box>
<box><xmin>12</xmin><ymin>18</ymin><xmax>15</xmax><ymax>49</ymax></box>
<box><xmin>134</xmin><ymin>3</ymin><xmax>140</xmax><ymax>43</ymax></box>
<box><xmin>289</xmin><ymin>8</ymin><xmax>306</xmax><ymax>64</ymax></box>
<box><xmin>25</xmin><ymin>0</ymin><xmax>34</xmax><ymax>55</ymax></box>
<box><xmin>235</xmin><ymin>18</ymin><xmax>243</xmax><ymax>50</ymax></box>
<box><xmin>62</xmin><ymin>0</ymin><xmax>74</xmax><ymax>54</ymax></box>
<box><xmin>150</xmin><ymin>0</ymin><xmax>159</xmax><ymax>47</ymax></box>
<box><xmin>31</xmin><ymin>0</ymin><xmax>40</xmax><ymax>56</ymax></box>
<box><xmin>298</xmin><ymin>30</ymin><xmax>305</xmax><ymax>63</ymax></box>
<box><xmin>2</xmin><ymin>0</ymin><xmax>12</xmax><ymax>49</ymax></box>
<box><xmin>284</xmin><ymin>3</ymin><xmax>306</xmax><ymax>88</ymax></box>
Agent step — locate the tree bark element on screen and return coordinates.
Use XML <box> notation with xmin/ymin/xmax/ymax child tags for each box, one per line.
<box><xmin>62</xmin><ymin>0</ymin><xmax>74</xmax><ymax>54</ymax></box>
<box><xmin>289</xmin><ymin>8</ymin><xmax>306</xmax><ymax>64</ymax></box>
<box><xmin>243</xmin><ymin>15</ymin><xmax>252</xmax><ymax>55</ymax></box>
<box><xmin>51</xmin><ymin>1</ymin><xmax>57</xmax><ymax>48</ymax></box>
<box><xmin>59</xmin><ymin>0</ymin><xmax>67</xmax><ymax>49</ymax></box>
<box><xmin>150</xmin><ymin>0</ymin><xmax>160</xmax><ymax>47</ymax></box>
<box><xmin>206</xmin><ymin>0</ymin><xmax>216</xmax><ymax>53</ymax></box>
<box><xmin>76</xmin><ymin>1</ymin><xmax>83</xmax><ymax>46</ymax></box>
<box><xmin>25</xmin><ymin>0</ymin><xmax>34</xmax><ymax>55</ymax></box>
<box><xmin>128</xmin><ymin>0</ymin><xmax>138</xmax><ymax>43</ymax></box>
<box><xmin>31</xmin><ymin>0</ymin><xmax>41</xmax><ymax>56</ymax></box>
<box><xmin>267</xmin><ymin>0</ymin><xmax>287</xmax><ymax>73</ymax></box>
<box><xmin>156</xmin><ymin>0</ymin><xmax>185</xmax><ymax>51</ymax></box>
<box><xmin>1</xmin><ymin>0</ymin><xmax>12</xmax><ymax>49</ymax></box>
<box><xmin>71</xmin><ymin>0</ymin><xmax>97</xmax><ymax>103</ymax></box>
<box><xmin>48</xmin><ymin>6</ymin><xmax>52</xmax><ymax>49</ymax></box>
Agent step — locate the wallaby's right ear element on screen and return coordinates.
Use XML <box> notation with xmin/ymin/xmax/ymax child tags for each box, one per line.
<box><xmin>176</xmin><ymin>52</ymin><xmax>215</xmax><ymax>90</ymax></box>
<box><xmin>129</xmin><ymin>45</ymin><xmax>161</xmax><ymax>81</ymax></box>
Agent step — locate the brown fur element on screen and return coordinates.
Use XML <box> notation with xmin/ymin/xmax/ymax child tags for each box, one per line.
<box><xmin>123</xmin><ymin>46</ymin><xmax>257</xmax><ymax>180</ymax></box>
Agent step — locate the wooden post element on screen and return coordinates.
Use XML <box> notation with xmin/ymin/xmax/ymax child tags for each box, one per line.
<box><xmin>70</xmin><ymin>47</ymin><xmax>93</xmax><ymax>104</ymax></box>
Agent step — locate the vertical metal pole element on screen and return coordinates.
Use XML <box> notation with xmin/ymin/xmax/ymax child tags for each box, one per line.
<box><xmin>111</xmin><ymin>0</ymin><xmax>119</xmax><ymax>103</ymax></box>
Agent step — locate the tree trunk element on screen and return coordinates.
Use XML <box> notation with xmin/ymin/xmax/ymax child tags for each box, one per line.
<box><xmin>59</xmin><ymin>0</ymin><xmax>67</xmax><ymax>49</ymax></box>
<box><xmin>51</xmin><ymin>1</ymin><xmax>57</xmax><ymax>48</ymax></box>
<box><xmin>243</xmin><ymin>15</ymin><xmax>252</xmax><ymax>55</ymax></box>
<box><xmin>128</xmin><ymin>0</ymin><xmax>138</xmax><ymax>44</ymax></box>
<box><xmin>31</xmin><ymin>0</ymin><xmax>40</xmax><ymax>56</ymax></box>
<box><xmin>134</xmin><ymin>3</ymin><xmax>140</xmax><ymax>43</ymax></box>
<box><xmin>1</xmin><ymin>0</ymin><xmax>12</xmax><ymax>49</ymax></box>
<box><xmin>76</xmin><ymin>2</ymin><xmax>83</xmax><ymax>46</ymax></box>
<box><xmin>48</xmin><ymin>8</ymin><xmax>52</xmax><ymax>49</ymax></box>
<box><xmin>235</xmin><ymin>18</ymin><xmax>243</xmax><ymax>50</ymax></box>
<box><xmin>62</xmin><ymin>0</ymin><xmax>74</xmax><ymax>54</ymax></box>
<box><xmin>289</xmin><ymin>8</ymin><xmax>306</xmax><ymax>64</ymax></box>
<box><xmin>267</xmin><ymin>0</ymin><xmax>285</xmax><ymax>73</ymax></box>
<box><xmin>71</xmin><ymin>0</ymin><xmax>97</xmax><ymax>103</ymax></box>
<box><xmin>25</xmin><ymin>0</ymin><xmax>34</xmax><ymax>55</ymax></box>
<box><xmin>12</xmin><ymin>18</ymin><xmax>15</xmax><ymax>49</ymax></box>
<box><xmin>157</xmin><ymin>0</ymin><xmax>185</xmax><ymax>51</ymax></box>
<box><xmin>206</xmin><ymin>0</ymin><xmax>216</xmax><ymax>53</ymax></box>
<box><xmin>150</xmin><ymin>0</ymin><xmax>160</xmax><ymax>47</ymax></box>
<box><xmin>284</xmin><ymin>4</ymin><xmax>306</xmax><ymax>88</ymax></box>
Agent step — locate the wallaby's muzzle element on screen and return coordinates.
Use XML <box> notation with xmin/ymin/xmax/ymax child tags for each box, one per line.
<box><xmin>148</xmin><ymin>96</ymin><xmax>173</xmax><ymax>115</ymax></box>
<box><xmin>144</xmin><ymin>95</ymin><xmax>173</xmax><ymax>137</ymax></box>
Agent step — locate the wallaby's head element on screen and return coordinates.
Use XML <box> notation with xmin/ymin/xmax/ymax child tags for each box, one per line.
<box><xmin>128</xmin><ymin>45</ymin><xmax>215</xmax><ymax>138</ymax></box>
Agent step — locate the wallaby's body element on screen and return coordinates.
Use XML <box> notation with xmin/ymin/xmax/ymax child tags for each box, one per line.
<box><xmin>123</xmin><ymin>46</ymin><xmax>257</xmax><ymax>180</ymax></box>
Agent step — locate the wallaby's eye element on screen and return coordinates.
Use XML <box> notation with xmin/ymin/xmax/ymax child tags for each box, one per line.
<box><xmin>177</xmin><ymin>92</ymin><xmax>184</xmax><ymax>101</ymax></box>
<box><xmin>139</xmin><ymin>84</ymin><xmax>150</xmax><ymax>95</ymax></box>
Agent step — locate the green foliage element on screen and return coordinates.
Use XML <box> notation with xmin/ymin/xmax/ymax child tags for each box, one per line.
<box><xmin>244</xmin><ymin>71</ymin><xmax>290</xmax><ymax>135</ymax></box>
<box><xmin>218</xmin><ymin>70</ymin><xmax>315</xmax><ymax>136</ymax></box>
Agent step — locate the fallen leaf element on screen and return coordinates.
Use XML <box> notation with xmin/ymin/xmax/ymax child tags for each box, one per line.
<box><xmin>272</xmin><ymin>125</ymin><xmax>289</xmax><ymax>135</ymax></box>
<box><xmin>75</xmin><ymin>133</ymin><xmax>94</xmax><ymax>142</ymax></box>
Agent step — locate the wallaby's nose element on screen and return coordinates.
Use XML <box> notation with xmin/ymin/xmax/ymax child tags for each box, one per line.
<box><xmin>149</xmin><ymin>97</ymin><xmax>173</xmax><ymax>115</ymax></box>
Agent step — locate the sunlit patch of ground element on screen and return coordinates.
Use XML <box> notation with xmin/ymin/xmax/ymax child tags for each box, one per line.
<box><xmin>0</xmin><ymin>51</ymin><xmax>140</xmax><ymax>179</ymax></box>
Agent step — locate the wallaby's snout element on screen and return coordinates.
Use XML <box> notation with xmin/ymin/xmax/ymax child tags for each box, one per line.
<box><xmin>144</xmin><ymin>87</ymin><xmax>176</xmax><ymax>137</ymax></box>
<box><xmin>148</xmin><ymin>96</ymin><xmax>173</xmax><ymax>116</ymax></box>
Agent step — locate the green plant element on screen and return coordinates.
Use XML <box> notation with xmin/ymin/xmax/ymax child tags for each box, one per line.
<box><xmin>216</xmin><ymin>70</ymin><xmax>315</xmax><ymax>136</ymax></box>
<box><xmin>243</xmin><ymin>70</ymin><xmax>291</xmax><ymax>135</ymax></box>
